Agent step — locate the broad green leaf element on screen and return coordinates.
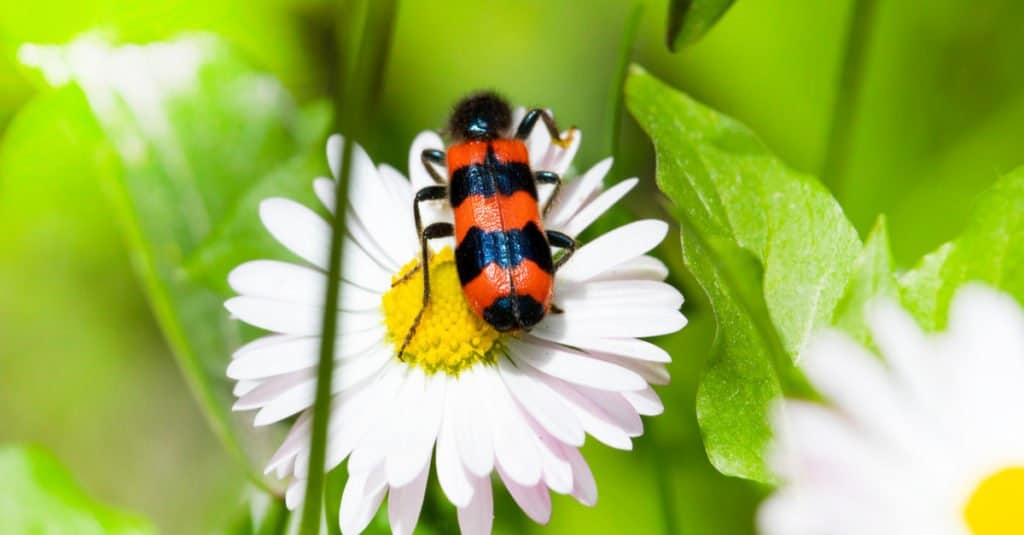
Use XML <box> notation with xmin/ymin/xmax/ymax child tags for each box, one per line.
<box><xmin>625</xmin><ymin>66</ymin><xmax>862</xmax><ymax>481</ymax></box>
<box><xmin>666</xmin><ymin>0</ymin><xmax>736</xmax><ymax>51</ymax></box>
<box><xmin>0</xmin><ymin>445</ymin><xmax>154</xmax><ymax>534</ymax></box>
<box><xmin>900</xmin><ymin>168</ymin><xmax>1024</xmax><ymax>330</ymax></box>
<box><xmin>831</xmin><ymin>216</ymin><xmax>896</xmax><ymax>346</ymax></box>
<box><xmin>18</xmin><ymin>34</ymin><xmax>331</xmax><ymax>483</ymax></box>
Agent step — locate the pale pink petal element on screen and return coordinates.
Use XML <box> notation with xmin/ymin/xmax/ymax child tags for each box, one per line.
<box><xmin>388</xmin><ymin>461</ymin><xmax>430</xmax><ymax>535</ymax></box>
<box><xmin>498</xmin><ymin>465</ymin><xmax>552</xmax><ymax>524</ymax></box>
<box><xmin>457</xmin><ymin>475</ymin><xmax>494</xmax><ymax>535</ymax></box>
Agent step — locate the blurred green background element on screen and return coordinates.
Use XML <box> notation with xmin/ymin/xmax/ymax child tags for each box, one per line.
<box><xmin>3</xmin><ymin>0</ymin><xmax>1024</xmax><ymax>533</ymax></box>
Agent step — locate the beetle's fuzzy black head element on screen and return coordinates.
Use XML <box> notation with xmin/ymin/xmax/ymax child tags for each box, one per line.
<box><xmin>447</xmin><ymin>92</ymin><xmax>512</xmax><ymax>141</ymax></box>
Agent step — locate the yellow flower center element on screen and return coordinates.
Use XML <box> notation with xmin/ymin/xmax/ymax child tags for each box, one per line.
<box><xmin>381</xmin><ymin>247</ymin><xmax>501</xmax><ymax>374</ymax></box>
<box><xmin>965</xmin><ymin>466</ymin><xmax>1024</xmax><ymax>534</ymax></box>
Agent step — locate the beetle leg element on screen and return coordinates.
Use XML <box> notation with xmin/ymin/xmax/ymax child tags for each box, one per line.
<box><xmin>534</xmin><ymin>170</ymin><xmax>562</xmax><ymax>217</ymax></box>
<box><xmin>515</xmin><ymin>108</ymin><xmax>576</xmax><ymax>148</ymax></box>
<box><xmin>392</xmin><ymin>185</ymin><xmax>448</xmax><ymax>287</ymax></box>
<box><xmin>398</xmin><ymin>221</ymin><xmax>454</xmax><ymax>361</ymax></box>
<box><xmin>421</xmin><ymin>148</ymin><xmax>447</xmax><ymax>185</ymax></box>
<box><xmin>396</xmin><ymin>185</ymin><xmax>452</xmax><ymax>361</ymax></box>
<box><xmin>546</xmin><ymin>230</ymin><xmax>577</xmax><ymax>271</ymax></box>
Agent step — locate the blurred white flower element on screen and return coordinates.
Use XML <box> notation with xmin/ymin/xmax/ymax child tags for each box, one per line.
<box><xmin>225</xmin><ymin>115</ymin><xmax>685</xmax><ymax>534</ymax></box>
<box><xmin>760</xmin><ymin>284</ymin><xmax>1024</xmax><ymax>535</ymax></box>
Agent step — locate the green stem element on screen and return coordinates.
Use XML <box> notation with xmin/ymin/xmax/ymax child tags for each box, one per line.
<box><xmin>641</xmin><ymin>432</ymin><xmax>680</xmax><ymax>534</ymax></box>
<box><xmin>821</xmin><ymin>0</ymin><xmax>879</xmax><ymax>197</ymax></box>
<box><xmin>299</xmin><ymin>1</ymin><xmax>399</xmax><ymax>532</ymax></box>
<box><xmin>607</xmin><ymin>3</ymin><xmax>645</xmax><ymax>163</ymax></box>
<box><xmin>299</xmin><ymin>135</ymin><xmax>353</xmax><ymax>535</ymax></box>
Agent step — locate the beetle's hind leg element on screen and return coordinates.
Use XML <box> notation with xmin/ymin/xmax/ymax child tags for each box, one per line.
<box><xmin>535</xmin><ymin>170</ymin><xmax>562</xmax><ymax>218</ymax></box>
<box><xmin>545</xmin><ymin>230</ymin><xmax>576</xmax><ymax>315</ymax></box>
<box><xmin>546</xmin><ymin>230</ymin><xmax>577</xmax><ymax>271</ymax></box>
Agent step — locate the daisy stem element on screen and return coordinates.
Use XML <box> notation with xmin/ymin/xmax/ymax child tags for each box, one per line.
<box><xmin>607</xmin><ymin>2</ymin><xmax>645</xmax><ymax>163</ymax></box>
<box><xmin>644</xmin><ymin>434</ymin><xmax>680</xmax><ymax>535</ymax></box>
<box><xmin>820</xmin><ymin>0</ymin><xmax>878</xmax><ymax>198</ymax></box>
<box><xmin>299</xmin><ymin>0</ymin><xmax>399</xmax><ymax>533</ymax></box>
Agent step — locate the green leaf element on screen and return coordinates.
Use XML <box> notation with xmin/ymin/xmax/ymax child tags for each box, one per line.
<box><xmin>18</xmin><ymin>34</ymin><xmax>331</xmax><ymax>483</ymax></box>
<box><xmin>666</xmin><ymin>0</ymin><xmax>735</xmax><ymax>51</ymax></box>
<box><xmin>625</xmin><ymin>65</ymin><xmax>862</xmax><ymax>482</ymax></box>
<box><xmin>831</xmin><ymin>216</ymin><xmax>896</xmax><ymax>346</ymax></box>
<box><xmin>900</xmin><ymin>168</ymin><xmax>1024</xmax><ymax>331</ymax></box>
<box><xmin>0</xmin><ymin>445</ymin><xmax>154</xmax><ymax>534</ymax></box>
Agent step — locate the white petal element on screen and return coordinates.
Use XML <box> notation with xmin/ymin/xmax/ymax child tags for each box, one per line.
<box><xmin>623</xmin><ymin>386</ymin><xmax>664</xmax><ymax>416</ymax></box>
<box><xmin>347</xmin><ymin>143</ymin><xmax>417</xmax><ymax>268</ymax></box>
<box><xmin>345</xmin><ymin>206</ymin><xmax>402</xmax><ymax>273</ymax></box>
<box><xmin>457</xmin><ymin>475</ymin><xmax>494</xmax><ymax>535</ymax></box>
<box><xmin>326</xmin><ymin>134</ymin><xmax>343</xmax><ymax>178</ymax></box>
<box><xmin>348</xmin><ymin>365</ymin><xmax>417</xmax><ymax>475</ymax></box>
<box><xmin>250</xmin><ymin>349</ymin><xmax>391</xmax><ymax>426</ymax></box>
<box><xmin>587</xmin><ymin>352</ymin><xmax>671</xmax><ymax>385</ymax></box>
<box><xmin>562</xmin><ymin>446</ymin><xmax>597</xmax><ymax>506</ymax></box>
<box><xmin>528</xmin><ymin>332</ymin><xmax>671</xmax><ymax>363</ymax></box>
<box><xmin>339</xmin><ymin>465</ymin><xmax>388</xmax><ymax>535</ymax></box>
<box><xmin>800</xmin><ymin>331</ymin><xmax>919</xmax><ymax>451</ymax></box>
<box><xmin>409</xmin><ymin>131</ymin><xmax>447</xmax><ymax>190</ymax></box>
<box><xmin>508</xmin><ymin>337</ymin><xmax>646</xmax><ymax>392</ymax></box>
<box><xmin>485</xmin><ymin>367</ymin><xmax>543</xmax><ymax>486</ymax></box>
<box><xmin>437</xmin><ymin>389</ymin><xmax>475</xmax><ymax>507</ymax></box>
<box><xmin>533</xmin><ymin>305</ymin><xmax>686</xmax><ymax>339</ymax></box>
<box><xmin>387</xmin><ymin>371</ymin><xmax>445</xmax><ymax>487</ymax></box>
<box><xmin>233</xmin><ymin>380</ymin><xmax>258</xmax><ymax>396</ymax></box>
<box><xmin>453</xmin><ymin>368</ymin><xmax>495</xmax><ymax>477</ymax></box>
<box><xmin>234</xmin><ymin>368</ymin><xmax>310</xmax><ymax>410</ymax></box>
<box><xmin>259</xmin><ymin>198</ymin><xmax>331</xmax><ymax>268</ymax></box>
<box><xmin>228</xmin><ymin>330</ymin><xmax>384</xmax><ymax>380</ymax></box>
<box><xmin>534</xmin><ymin>128</ymin><xmax>580</xmax><ymax>176</ymax></box>
<box><xmin>497</xmin><ymin>356</ymin><xmax>585</xmax><ymax>447</ymax></box>
<box><xmin>523</xmin><ymin>108</ymin><xmax>554</xmax><ymax>165</ymax></box>
<box><xmin>314</xmin><ymin>176</ymin><xmax>336</xmax><ymax>212</ymax></box>
<box><xmin>530</xmin><ymin>371</ymin><xmax>633</xmax><ymax>450</ymax></box>
<box><xmin>545</xmin><ymin>157</ymin><xmax>610</xmax><ymax>228</ymax></box>
<box><xmin>531</xmin><ymin>426</ymin><xmax>574</xmax><ymax>494</ymax></box>
<box><xmin>341</xmin><ymin>237</ymin><xmax>394</xmax><ymax>293</ymax></box>
<box><xmin>324</xmin><ymin>366</ymin><xmax>406</xmax><ymax>471</ymax></box>
<box><xmin>285</xmin><ymin>479</ymin><xmax>305</xmax><ymax>509</ymax></box>
<box><xmin>388</xmin><ymin>461</ymin><xmax>430</xmax><ymax>535</ymax></box>
<box><xmin>588</xmin><ymin>255</ymin><xmax>669</xmax><ymax>282</ymax></box>
<box><xmin>866</xmin><ymin>299</ymin><xmax>936</xmax><ymax>402</ymax></box>
<box><xmin>556</xmin><ymin>279</ymin><xmax>684</xmax><ymax>311</ymax></box>
<box><xmin>572</xmin><ymin>385</ymin><xmax>643</xmax><ymax>436</ymax></box>
<box><xmin>229</xmin><ymin>260</ymin><xmax>382</xmax><ymax>311</ymax></box>
<box><xmin>225</xmin><ymin>297</ymin><xmax>382</xmax><ymax>336</ymax></box>
<box><xmin>560</xmin><ymin>178</ymin><xmax>638</xmax><ymax>237</ymax></box>
<box><xmin>558</xmin><ymin>220</ymin><xmax>668</xmax><ymax>282</ymax></box>
<box><xmin>266</xmin><ymin>410</ymin><xmax>311</xmax><ymax>473</ymax></box>
<box><xmin>497</xmin><ymin>466</ymin><xmax>552</xmax><ymax>524</ymax></box>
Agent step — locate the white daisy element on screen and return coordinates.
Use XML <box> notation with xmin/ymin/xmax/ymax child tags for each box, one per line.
<box><xmin>759</xmin><ymin>284</ymin><xmax>1024</xmax><ymax>535</ymax></box>
<box><xmin>225</xmin><ymin>112</ymin><xmax>685</xmax><ymax>534</ymax></box>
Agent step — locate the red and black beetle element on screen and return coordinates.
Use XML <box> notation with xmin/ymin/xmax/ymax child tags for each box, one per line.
<box><xmin>398</xmin><ymin>92</ymin><xmax>578</xmax><ymax>358</ymax></box>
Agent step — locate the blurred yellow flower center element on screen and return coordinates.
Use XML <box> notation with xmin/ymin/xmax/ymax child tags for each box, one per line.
<box><xmin>965</xmin><ymin>466</ymin><xmax>1024</xmax><ymax>534</ymax></box>
<box><xmin>381</xmin><ymin>248</ymin><xmax>500</xmax><ymax>374</ymax></box>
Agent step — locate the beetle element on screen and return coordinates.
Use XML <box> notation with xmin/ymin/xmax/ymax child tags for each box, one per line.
<box><xmin>397</xmin><ymin>92</ymin><xmax>578</xmax><ymax>359</ymax></box>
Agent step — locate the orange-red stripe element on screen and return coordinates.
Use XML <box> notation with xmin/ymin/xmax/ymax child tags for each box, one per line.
<box><xmin>452</xmin><ymin>190</ymin><xmax>542</xmax><ymax>244</ymax></box>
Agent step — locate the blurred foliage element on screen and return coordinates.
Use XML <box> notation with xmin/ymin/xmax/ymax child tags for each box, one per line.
<box><xmin>2</xmin><ymin>0</ymin><xmax>1024</xmax><ymax>533</ymax></box>
<box><xmin>15</xmin><ymin>33</ymin><xmax>333</xmax><ymax>491</ymax></box>
<box><xmin>0</xmin><ymin>446</ymin><xmax>154</xmax><ymax>534</ymax></box>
